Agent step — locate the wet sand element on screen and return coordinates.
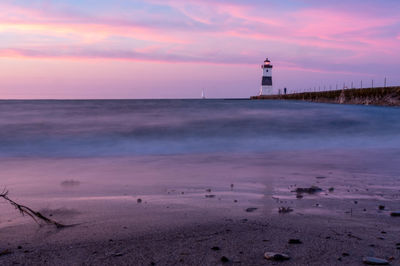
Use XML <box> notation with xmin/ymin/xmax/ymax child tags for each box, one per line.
<box><xmin>1</xmin><ymin>150</ymin><xmax>400</xmax><ymax>265</ymax></box>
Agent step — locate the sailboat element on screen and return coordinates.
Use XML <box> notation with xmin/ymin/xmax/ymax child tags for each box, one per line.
<box><xmin>201</xmin><ymin>89</ymin><xmax>206</xmax><ymax>99</ymax></box>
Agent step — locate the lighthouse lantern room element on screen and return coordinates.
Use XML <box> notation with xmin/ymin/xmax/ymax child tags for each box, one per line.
<box><xmin>260</xmin><ymin>58</ymin><xmax>274</xmax><ymax>95</ymax></box>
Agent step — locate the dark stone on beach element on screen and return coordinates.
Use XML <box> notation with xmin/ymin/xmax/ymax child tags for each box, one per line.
<box><xmin>278</xmin><ymin>207</ymin><xmax>293</xmax><ymax>213</ymax></box>
<box><xmin>221</xmin><ymin>256</ymin><xmax>229</xmax><ymax>263</ymax></box>
<box><xmin>293</xmin><ymin>186</ymin><xmax>322</xmax><ymax>194</ymax></box>
<box><xmin>362</xmin><ymin>256</ymin><xmax>389</xmax><ymax>265</ymax></box>
<box><xmin>230</xmin><ymin>184</ymin><xmax>234</xmax><ymax>189</ymax></box>
<box><xmin>364</xmin><ymin>208</ymin><xmax>367</xmax><ymax>211</ymax></box>
<box><xmin>379</xmin><ymin>205</ymin><xmax>385</xmax><ymax>210</ymax></box>
<box><xmin>328</xmin><ymin>187</ymin><xmax>335</xmax><ymax>192</ymax></box>
<box><xmin>241</xmin><ymin>219</ymin><xmax>248</xmax><ymax>222</ymax></box>
<box><xmin>112</xmin><ymin>253</ymin><xmax>124</xmax><ymax>257</ymax></box>
<box><xmin>234</xmin><ymin>200</ymin><xmax>238</xmax><ymax>203</ymax></box>
<box><xmin>316</xmin><ymin>176</ymin><xmax>326</xmax><ymax>179</ymax></box>
<box><xmin>296</xmin><ymin>194</ymin><xmax>303</xmax><ymax>199</ymax></box>
<box><xmin>354</xmin><ymin>201</ymin><xmax>358</xmax><ymax>204</ymax></box>
<box><xmin>211</xmin><ymin>246</ymin><xmax>220</xmax><ymax>251</ymax></box>
<box><xmin>205</xmin><ymin>194</ymin><xmax>216</xmax><ymax>198</ymax></box>
<box><xmin>137</xmin><ymin>198</ymin><xmax>142</xmax><ymax>203</ymax></box>
<box><xmin>17</xmin><ymin>246</ymin><xmax>22</xmax><ymax>250</ymax></box>
<box><xmin>390</xmin><ymin>211</ymin><xmax>400</xmax><ymax>217</ymax></box>
<box><xmin>150</xmin><ymin>262</ymin><xmax>156</xmax><ymax>266</ymax></box>
<box><xmin>264</xmin><ymin>252</ymin><xmax>290</xmax><ymax>261</ymax></box>
<box><xmin>206</xmin><ymin>188</ymin><xmax>211</xmax><ymax>192</ymax></box>
<box><xmin>342</xmin><ymin>253</ymin><xmax>349</xmax><ymax>257</ymax></box>
<box><xmin>245</xmin><ymin>207</ymin><xmax>258</xmax><ymax>212</ymax></box>
<box><xmin>381</xmin><ymin>231</ymin><xmax>386</xmax><ymax>234</ymax></box>
<box><xmin>288</xmin><ymin>239</ymin><xmax>302</xmax><ymax>244</ymax></box>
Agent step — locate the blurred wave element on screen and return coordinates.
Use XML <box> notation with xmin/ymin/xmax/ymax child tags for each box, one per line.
<box><xmin>0</xmin><ymin>99</ymin><xmax>399</xmax><ymax>157</ymax></box>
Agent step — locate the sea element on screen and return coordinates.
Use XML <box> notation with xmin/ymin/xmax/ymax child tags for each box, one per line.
<box><xmin>1</xmin><ymin>99</ymin><xmax>400</xmax><ymax>227</ymax></box>
<box><xmin>1</xmin><ymin>99</ymin><xmax>400</xmax><ymax>157</ymax></box>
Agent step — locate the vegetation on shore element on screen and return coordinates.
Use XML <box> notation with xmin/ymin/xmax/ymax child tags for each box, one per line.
<box><xmin>251</xmin><ymin>86</ymin><xmax>400</xmax><ymax>106</ymax></box>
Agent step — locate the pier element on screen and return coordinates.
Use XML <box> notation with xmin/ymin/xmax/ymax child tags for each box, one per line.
<box><xmin>251</xmin><ymin>86</ymin><xmax>400</xmax><ymax>106</ymax></box>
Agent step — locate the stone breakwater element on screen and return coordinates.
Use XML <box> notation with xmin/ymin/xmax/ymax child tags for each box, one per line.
<box><xmin>251</xmin><ymin>86</ymin><xmax>400</xmax><ymax>106</ymax></box>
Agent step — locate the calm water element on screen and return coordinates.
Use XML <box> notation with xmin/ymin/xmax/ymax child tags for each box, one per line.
<box><xmin>2</xmin><ymin>99</ymin><xmax>400</xmax><ymax>228</ymax></box>
<box><xmin>0</xmin><ymin>99</ymin><xmax>400</xmax><ymax>157</ymax></box>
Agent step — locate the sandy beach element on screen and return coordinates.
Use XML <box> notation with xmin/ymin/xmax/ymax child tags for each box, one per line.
<box><xmin>1</xmin><ymin>150</ymin><xmax>400</xmax><ymax>265</ymax></box>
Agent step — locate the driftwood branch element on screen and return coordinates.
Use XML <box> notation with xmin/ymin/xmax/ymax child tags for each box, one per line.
<box><xmin>0</xmin><ymin>188</ymin><xmax>65</xmax><ymax>228</ymax></box>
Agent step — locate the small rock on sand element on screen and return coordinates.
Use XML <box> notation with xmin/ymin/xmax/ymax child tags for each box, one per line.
<box><xmin>390</xmin><ymin>212</ymin><xmax>400</xmax><ymax>217</ymax></box>
<box><xmin>362</xmin><ymin>256</ymin><xmax>389</xmax><ymax>265</ymax></box>
<box><xmin>205</xmin><ymin>194</ymin><xmax>216</xmax><ymax>198</ymax></box>
<box><xmin>220</xmin><ymin>256</ymin><xmax>229</xmax><ymax>263</ymax></box>
<box><xmin>288</xmin><ymin>239</ymin><xmax>302</xmax><ymax>244</ymax></box>
<box><xmin>293</xmin><ymin>186</ymin><xmax>322</xmax><ymax>194</ymax></box>
<box><xmin>245</xmin><ymin>207</ymin><xmax>258</xmax><ymax>212</ymax></box>
<box><xmin>137</xmin><ymin>198</ymin><xmax>142</xmax><ymax>203</ymax></box>
<box><xmin>379</xmin><ymin>205</ymin><xmax>385</xmax><ymax>210</ymax></box>
<box><xmin>278</xmin><ymin>207</ymin><xmax>293</xmax><ymax>213</ymax></box>
<box><xmin>264</xmin><ymin>252</ymin><xmax>290</xmax><ymax>261</ymax></box>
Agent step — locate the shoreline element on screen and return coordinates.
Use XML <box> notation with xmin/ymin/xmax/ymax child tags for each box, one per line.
<box><xmin>1</xmin><ymin>150</ymin><xmax>400</xmax><ymax>265</ymax></box>
<box><xmin>251</xmin><ymin>86</ymin><xmax>400</xmax><ymax>107</ymax></box>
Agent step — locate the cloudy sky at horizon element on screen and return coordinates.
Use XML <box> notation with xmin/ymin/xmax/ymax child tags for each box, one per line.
<box><xmin>1</xmin><ymin>0</ymin><xmax>399</xmax><ymax>98</ymax></box>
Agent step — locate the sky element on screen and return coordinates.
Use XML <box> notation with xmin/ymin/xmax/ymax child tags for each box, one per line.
<box><xmin>0</xmin><ymin>0</ymin><xmax>399</xmax><ymax>99</ymax></box>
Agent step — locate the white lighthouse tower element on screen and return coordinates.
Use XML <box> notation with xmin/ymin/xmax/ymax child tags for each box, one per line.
<box><xmin>260</xmin><ymin>58</ymin><xmax>274</xmax><ymax>95</ymax></box>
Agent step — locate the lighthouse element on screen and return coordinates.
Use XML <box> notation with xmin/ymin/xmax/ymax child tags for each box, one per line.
<box><xmin>260</xmin><ymin>58</ymin><xmax>274</xmax><ymax>95</ymax></box>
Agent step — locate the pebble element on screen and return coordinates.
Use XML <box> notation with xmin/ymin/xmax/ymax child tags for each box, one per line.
<box><xmin>328</xmin><ymin>187</ymin><xmax>335</xmax><ymax>192</ymax></box>
<box><xmin>205</xmin><ymin>195</ymin><xmax>216</xmax><ymax>198</ymax></box>
<box><xmin>362</xmin><ymin>256</ymin><xmax>389</xmax><ymax>265</ymax></box>
<box><xmin>264</xmin><ymin>252</ymin><xmax>290</xmax><ymax>261</ymax></box>
<box><xmin>390</xmin><ymin>212</ymin><xmax>400</xmax><ymax>217</ymax></box>
<box><xmin>288</xmin><ymin>239</ymin><xmax>302</xmax><ymax>244</ymax></box>
<box><xmin>220</xmin><ymin>256</ymin><xmax>229</xmax><ymax>263</ymax></box>
<box><xmin>211</xmin><ymin>246</ymin><xmax>220</xmax><ymax>251</ymax></box>
<box><xmin>137</xmin><ymin>198</ymin><xmax>142</xmax><ymax>203</ymax></box>
<box><xmin>293</xmin><ymin>186</ymin><xmax>322</xmax><ymax>194</ymax></box>
<box><xmin>245</xmin><ymin>207</ymin><xmax>258</xmax><ymax>212</ymax></box>
<box><xmin>379</xmin><ymin>205</ymin><xmax>385</xmax><ymax>210</ymax></box>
